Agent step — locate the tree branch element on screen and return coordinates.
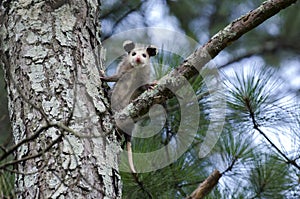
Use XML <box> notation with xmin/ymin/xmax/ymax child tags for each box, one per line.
<box><xmin>0</xmin><ymin>134</ymin><xmax>63</xmax><ymax>169</ymax></box>
<box><xmin>101</xmin><ymin>1</ymin><xmax>146</xmax><ymax>41</ymax></box>
<box><xmin>218</xmin><ymin>39</ymin><xmax>300</xmax><ymax>69</ymax></box>
<box><xmin>218</xmin><ymin>41</ymin><xmax>278</xmax><ymax>69</ymax></box>
<box><xmin>249</xmin><ymin>108</ymin><xmax>300</xmax><ymax>170</ymax></box>
<box><xmin>131</xmin><ymin>173</ymin><xmax>153</xmax><ymax>198</ymax></box>
<box><xmin>186</xmin><ymin>170</ymin><xmax>222</xmax><ymax>199</ymax></box>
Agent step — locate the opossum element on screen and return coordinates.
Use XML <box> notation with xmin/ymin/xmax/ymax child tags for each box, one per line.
<box><xmin>101</xmin><ymin>40</ymin><xmax>158</xmax><ymax>173</ymax></box>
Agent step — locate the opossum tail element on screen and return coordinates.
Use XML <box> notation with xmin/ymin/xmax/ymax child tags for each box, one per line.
<box><xmin>127</xmin><ymin>141</ymin><xmax>136</xmax><ymax>173</ymax></box>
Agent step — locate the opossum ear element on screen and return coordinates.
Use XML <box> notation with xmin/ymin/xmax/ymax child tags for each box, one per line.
<box><xmin>147</xmin><ymin>45</ymin><xmax>158</xmax><ymax>57</ymax></box>
<box><xmin>123</xmin><ymin>40</ymin><xmax>135</xmax><ymax>53</ymax></box>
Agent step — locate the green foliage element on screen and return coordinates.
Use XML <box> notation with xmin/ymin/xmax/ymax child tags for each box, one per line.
<box><xmin>0</xmin><ymin>170</ymin><xmax>14</xmax><ymax>198</ymax></box>
<box><xmin>0</xmin><ymin>66</ymin><xmax>14</xmax><ymax>198</ymax></box>
<box><xmin>152</xmin><ymin>47</ymin><xmax>184</xmax><ymax>79</ymax></box>
<box><xmin>223</xmin><ymin>67</ymin><xmax>294</xmax><ymax>128</ymax></box>
<box><xmin>247</xmin><ymin>154</ymin><xmax>293</xmax><ymax>199</ymax></box>
<box><xmin>215</xmin><ymin>128</ymin><xmax>257</xmax><ymax>172</ymax></box>
<box><xmin>121</xmin><ymin>155</ymin><xmax>210</xmax><ymax>199</ymax></box>
<box><xmin>0</xmin><ymin>66</ymin><xmax>11</xmax><ymax>146</ymax></box>
<box><xmin>0</xmin><ymin>151</ymin><xmax>15</xmax><ymax>198</ymax></box>
<box><xmin>218</xmin><ymin>67</ymin><xmax>299</xmax><ymax>198</ymax></box>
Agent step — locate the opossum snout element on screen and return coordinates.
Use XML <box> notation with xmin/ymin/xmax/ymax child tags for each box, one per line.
<box><xmin>136</xmin><ymin>56</ymin><xmax>141</xmax><ymax>63</ymax></box>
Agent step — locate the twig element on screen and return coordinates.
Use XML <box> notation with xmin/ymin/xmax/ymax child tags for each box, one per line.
<box><xmin>101</xmin><ymin>1</ymin><xmax>146</xmax><ymax>41</ymax></box>
<box><xmin>131</xmin><ymin>173</ymin><xmax>153</xmax><ymax>199</ymax></box>
<box><xmin>0</xmin><ymin>134</ymin><xmax>63</xmax><ymax>169</ymax></box>
<box><xmin>247</xmin><ymin>99</ymin><xmax>300</xmax><ymax>170</ymax></box>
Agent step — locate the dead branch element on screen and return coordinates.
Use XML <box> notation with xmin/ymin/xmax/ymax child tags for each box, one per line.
<box><xmin>186</xmin><ymin>170</ymin><xmax>222</xmax><ymax>199</ymax></box>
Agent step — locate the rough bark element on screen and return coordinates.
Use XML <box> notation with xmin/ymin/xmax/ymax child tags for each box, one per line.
<box><xmin>0</xmin><ymin>0</ymin><xmax>121</xmax><ymax>198</ymax></box>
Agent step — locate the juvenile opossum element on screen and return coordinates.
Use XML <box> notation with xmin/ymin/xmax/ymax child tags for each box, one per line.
<box><xmin>101</xmin><ymin>40</ymin><xmax>158</xmax><ymax>173</ymax></box>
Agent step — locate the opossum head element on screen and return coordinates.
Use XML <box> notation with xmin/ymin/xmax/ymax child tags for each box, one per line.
<box><xmin>123</xmin><ymin>40</ymin><xmax>158</xmax><ymax>68</ymax></box>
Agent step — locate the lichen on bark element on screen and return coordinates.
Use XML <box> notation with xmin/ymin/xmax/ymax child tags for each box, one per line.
<box><xmin>0</xmin><ymin>0</ymin><xmax>121</xmax><ymax>198</ymax></box>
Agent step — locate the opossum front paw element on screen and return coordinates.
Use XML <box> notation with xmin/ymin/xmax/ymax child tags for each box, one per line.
<box><xmin>146</xmin><ymin>80</ymin><xmax>158</xmax><ymax>89</ymax></box>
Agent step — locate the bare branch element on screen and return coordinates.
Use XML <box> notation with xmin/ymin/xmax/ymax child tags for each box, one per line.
<box><xmin>186</xmin><ymin>170</ymin><xmax>222</xmax><ymax>199</ymax></box>
<box><xmin>218</xmin><ymin>41</ymin><xmax>278</xmax><ymax>69</ymax></box>
<box><xmin>0</xmin><ymin>124</ymin><xmax>52</xmax><ymax>162</ymax></box>
<box><xmin>0</xmin><ymin>134</ymin><xmax>63</xmax><ymax>169</ymax></box>
<box><xmin>218</xmin><ymin>40</ymin><xmax>300</xmax><ymax>69</ymax></box>
<box><xmin>131</xmin><ymin>173</ymin><xmax>153</xmax><ymax>198</ymax></box>
<box><xmin>248</xmin><ymin>107</ymin><xmax>300</xmax><ymax>170</ymax></box>
<box><xmin>101</xmin><ymin>1</ymin><xmax>146</xmax><ymax>41</ymax></box>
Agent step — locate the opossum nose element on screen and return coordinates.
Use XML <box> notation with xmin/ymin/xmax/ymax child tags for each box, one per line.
<box><xmin>136</xmin><ymin>57</ymin><xmax>141</xmax><ymax>63</ymax></box>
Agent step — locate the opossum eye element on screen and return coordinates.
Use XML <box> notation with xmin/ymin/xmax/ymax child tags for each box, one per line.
<box><xmin>142</xmin><ymin>53</ymin><xmax>147</xmax><ymax>58</ymax></box>
<box><xmin>132</xmin><ymin>52</ymin><xmax>136</xmax><ymax>56</ymax></box>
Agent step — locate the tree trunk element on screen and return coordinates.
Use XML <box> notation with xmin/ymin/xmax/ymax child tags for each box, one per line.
<box><xmin>0</xmin><ymin>0</ymin><xmax>121</xmax><ymax>198</ymax></box>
